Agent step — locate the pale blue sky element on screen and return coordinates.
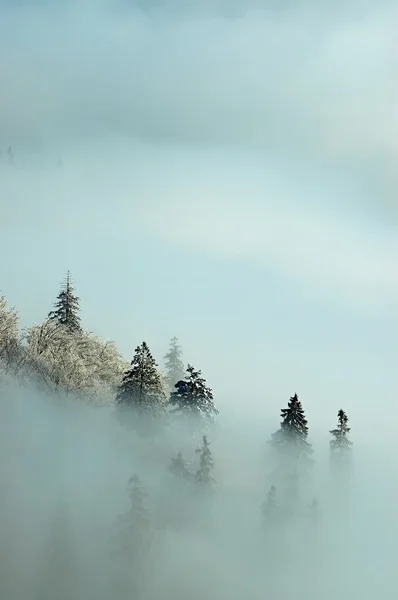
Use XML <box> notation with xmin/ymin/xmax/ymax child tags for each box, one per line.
<box><xmin>0</xmin><ymin>0</ymin><xmax>396</xmax><ymax>435</ymax></box>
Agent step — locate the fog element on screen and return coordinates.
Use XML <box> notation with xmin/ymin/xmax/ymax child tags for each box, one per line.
<box><xmin>0</xmin><ymin>379</ymin><xmax>396</xmax><ymax>600</ymax></box>
<box><xmin>0</xmin><ymin>0</ymin><xmax>396</xmax><ymax>598</ymax></box>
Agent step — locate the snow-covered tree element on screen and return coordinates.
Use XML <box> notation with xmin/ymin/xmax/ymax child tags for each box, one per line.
<box><xmin>262</xmin><ymin>485</ymin><xmax>279</xmax><ymax>522</ymax></box>
<box><xmin>23</xmin><ymin>320</ymin><xmax>127</xmax><ymax>401</ymax></box>
<box><xmin>270</xmin><ymin>393</ymin><xmax>312</xmax><ymax>459</ymax></box>
<box><xmin>169</xmin><ymin>364</ymin><xmax>218</xmax><ymax>426</ymax></box>
<box><xmin>48</xmin><ymin>271</ymin><xmax>81</xmax><ymax>333</ymax></box>
<box><xmin>0</xmin><ymin>296</ymin><xmax>20</xmax><ymax>374</ymax></box>
<box><xmin>169</xmin><ymin>451</ymin><xmax>193</xmax><ymax>480</ymax></box>
<box><xmin>164</xmin><ymin>337</ymin><xmax>185</xmax><ymax>392</ymax></box>
<box><xmin>115</xmin><ymin>342</ymin><xmax>166</xmax><ymax>417</ymax></box>
<box><xmin>330</xmin><ymin>409</ymin><xmax>352</xmax><ymax>456</ymax></box>
<box><xmin>195</xmin><ymin>435</ymin><xmax>216</xmax><ymax>487</ymax></box>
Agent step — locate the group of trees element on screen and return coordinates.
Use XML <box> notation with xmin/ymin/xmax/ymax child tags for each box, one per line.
<box><xmin>0</xmin><ymin>271</ymin><xmax>355</xmax><ymax>599</ymax></box>
<box><xmin>0</xmin><ymin>272</ymin><xmax>218</xmax><ymax>424</ymax></box>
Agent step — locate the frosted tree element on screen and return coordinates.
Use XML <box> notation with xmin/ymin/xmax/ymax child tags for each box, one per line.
<box><xmin>169</xmin><ymin>364</ymin><xmax>218</xmax><ymax>426</ymax></box>
<box><xmin>115</xmin><ymin>342</ymin><xmax>166</xmax><ymax>417</ymax></box>
<box><xmin>164</xmin><ymin>336</ymin><xmax>185</xmax><ymax>391</ymax></box>
<box><xmin>0</xmin><ymin>296</ymin><xmax>20</xmax><ymax>374</ymax></box>
<box><xmin>169</xmin><ymin>451</ymin><xmax>193</xmax><ymax>480</ymax></box>
<box><xmin>330</xmin><ymin>409</ymin><xmax>352</xmax><ymax>456</ymax></box>
<box><xmin>195</xmin><ymin>435</ymin><xmax>216</xmax><ymax>486</ymax></box>
<box><xmin>23</xmin><ymin>320</ymin><xmax>127</xmax><ymax>401</ymax></box>
<box><xmin>262</xmin><ymin>485</ymin><xmax>279</xmax><ymax>522</ymax></box>
<box><xmin>270</xmin><ymin>393</ymin><xmax>312</xmax><ymax>460</ymax></box>
<box><xmin>48</xmin><ymin>271</ymin><xmax>81</xmax><ymax>333</ymax></box>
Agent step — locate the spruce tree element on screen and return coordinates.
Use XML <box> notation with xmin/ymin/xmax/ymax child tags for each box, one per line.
<box><xmin>116</xmin><ymin>342</ymin><xmax>166</xmax><ymax>417</ymax></box>
<box><xmin>48</xmin><ymin>271</ymin><xmax>82</xmax><ymax>333</ymax></box>
<box><xmin>164</xmin><ymin>336</ymin><xmax>185</xmax><ymax>391</ymax></box>
<box><xmin>270</xmin><ymin>393</ymin><xmax>312</xmax><ymax>458</ymax></box>
<box><xmin>195</xmin><ymin>435</ymin><xmax>216</xmax><ymax>486</ymax></box>
<box><xmin>169</xmin><ymin>363</ymin><xmax>218</xmax><ymax>424</ymax></box>
<box><xmin>330</xmin><ymin>409</ymin><xmax>352</xmax><ymax>456</ymax></box>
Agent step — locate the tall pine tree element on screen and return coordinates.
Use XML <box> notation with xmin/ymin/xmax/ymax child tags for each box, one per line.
<box><xmin>330</xmin><ymin>409</ymin><xmax>352</xmax><ymax>477</ymax></box>
<box><xmin>270</xmin><ymin>393</ymin><xmax>312</xmax><ymax>459</ymax></box>
<box><xmin>48</xmin><ymin>271</ymin><xmax>81</xmax><ymax>333</ymax></box>
<box><xmin>116</xmin><ymin>342</ymin><xmax>166</xmax><ymax>418</ymax></box>
<box><xmin>164</xmin><ymin>337</ymin><xmax>185</xmax><ymax>392</ymax></box>
<box><xmin>169</xmin><ymin>363</ymin><xmax>218</xmax><ymax>425</ymax></box>
<box><xmin>330</xmin><ymin>409</ymin><xmax>352</xmax><ymax>455</ymax></box>
<box><xmin>195</xmin><ymin>435</ymin><xmax>216</xmax><ymax>486</ymax></box>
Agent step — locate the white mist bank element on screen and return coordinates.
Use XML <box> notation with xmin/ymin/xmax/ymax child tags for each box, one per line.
<box><xmin>0</xmin><ymin>382</ymin><xmax>396</xmax><ymax>600</ymax></box>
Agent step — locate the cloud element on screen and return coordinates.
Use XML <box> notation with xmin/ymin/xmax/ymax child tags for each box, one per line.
<box><xmin>139</xmin><ymin>165</ymin><xmax>398</xmax><ymax>314</ymax></box>
<box><xmin>0</xmin><ymin>1</ymin><xmax>397</xmax><ymax>169</ymax></box>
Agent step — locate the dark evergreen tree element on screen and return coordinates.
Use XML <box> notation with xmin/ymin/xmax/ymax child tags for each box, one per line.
<box><xmin>48</xmin><ymin>271</ymin><xmax>82</xmax><ymax>333</ymax></box>
<box><xmin>330</xmin><ymin>409</ymin><xmax>352</xmax><ymax>456</ymax></box>
<box><xmin>169</xmin><ymin>363</ymin><xmax>218</xmax><ymax>424</ymax></box>
<box><xmin>169</xmin><ymin>451</ymin><xmax>193</xmax><ymax>480</ymax></box>
<box><xmin>116</xmin><ymin>342</ymin><xmax>166</xmax><ymax>417</ymax></box>
<box><xmin>195</xmin><ymin>435</ymin><xmax>216</xmax><ymax>486</ymax></box>
<box><xmin>164</xmin><ymin>336</ymin><xmax>185</xmax><ymax>391</ymax></box>
<box><xmin>262</xmin><ymin>485</ymin><xmax>279</xmax><ymax>522</ymax></box>
<box><xmin>270</xmin><ymin>393</ymin><xmax>312</xmax><ymax>458</ymax></box>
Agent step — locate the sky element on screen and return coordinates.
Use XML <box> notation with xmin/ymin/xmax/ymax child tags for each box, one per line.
<box><xmin>0</xmin><ymin>0</ymin><xmax>396</xmax><ymax>435</ymax></box>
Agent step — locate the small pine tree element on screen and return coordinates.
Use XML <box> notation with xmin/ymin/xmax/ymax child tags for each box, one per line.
<box><xmin>330</xmin><ymin>409</ymin><xmax>352</xmax><ymax>455</ymax></box>
<box><xmin>169</xmin><ymin>364</ymin><xmax>218</xmax><ymax>425</ymax></box>
<box><xmin>164</xmin><ymin>337</ymin><xmax>185</xmax><ymax>391</ymax></box>
<box><xmin>169</xmin><ymin>451</ymin><xmax>193</xmax><ymax>480</ymax></box>
<box><xmin>48</xmin><ymin>271</ymin><xmax>82</xmax><ymax>333</ymax></box>
<box><xmin>116</xmin><ymin>342</ymin><xmax>166</xmax><ymax>418</ymax></box>
<box><xmin>262</xmin><ymin>485</ymin><xmax>279</xmax><ymax>522</ymax></box>
<box><xmin>110</xmin><ymin>474</ymin><xmax>151</xmax><ymax>563</ymax></box>
<box><xmin>195</xmin><ymin>435</ymin><xmax>216</xmax><ymax>486</ymax></box>
<box><xmin>270</xmin><ymin>393</ymin><xmax>312</xmax><ymax>458</ymax></box>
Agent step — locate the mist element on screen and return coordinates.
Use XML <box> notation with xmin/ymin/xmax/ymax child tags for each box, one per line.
<box><xmin>0</xmin><ymin>378</ymin><xmax>396</xmax><ymax>600</ymax></box>
<box><xmin>0</xmin><ymin>0</ymin><xmax>396</xmax><ymax>598</ymax></box>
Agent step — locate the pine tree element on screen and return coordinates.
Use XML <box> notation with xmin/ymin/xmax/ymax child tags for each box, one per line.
<box><xmin>48</xmin><ymin>271</ymin><xmax>82</xmax><ymax>333</ymax></box>
<box><xmin>116</xmin><ymin>342</ymin><xmax>166</xmax><ymax>417</ymax></box>
<box><xmin>110</xmin><ymin>475</ymin><xmax>151</xmax><ymax>598</ymax></box>
<box><xmin>169</xmin><ymin>363</ymin><xmax>218</xmax><ymax>424</ymax></box>
<box><xmin>262</xmin><ymin>485</ymin><xmax>279</xmax><ymax>522</ymax></box>
<box><xmin>195</xmin><ymin>435</ymin><xmax>216</xmax><ymax>486</ymax></box>
<box><xmin>164</xmin><ymin>337</ymin><xmax>185</xmax><ymax>392</ymax></box>
<box><xmin>169</xmin><ymin>451</ymin><xmax>193</xmax><ymax>480</ymax></box>
<box><xmin>111</xmin><ymin>474</ymin><xmax>151</xmax><ymax>563</ymax></box>
<box><xmin>270</xmin><ymin>393</ymin><xmax>312</xmax><ymax>458</ymax></box>
<box><xmin>330</xmin><ymin>409</ymin><xmax>352</xmax><ymax>456</ymax></box>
